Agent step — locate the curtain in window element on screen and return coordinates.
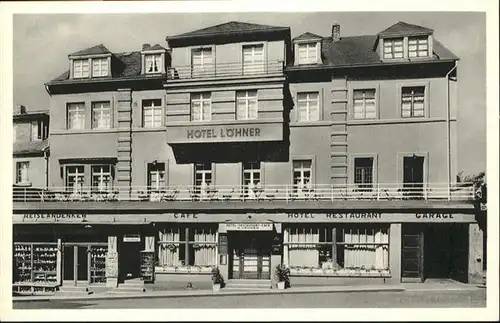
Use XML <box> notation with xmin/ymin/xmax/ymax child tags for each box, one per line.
<box><xmin>287</xmin><ymin>227</ymin><xmax>319</xmax><ymax>267</ymax></box>
<box><xmin>193</xmin><ymin>228</ymin><xmax>216</xmax><ymax>266</ymax></box>
<box><xmin>343</xmin><ymin>228</ymin><xmax>389</xmax><ymax>269</ymax></box>
<box><xmin>158</xmin><ymin>229</ymin><xmax>181</xmax><ymax>267</ymax></box>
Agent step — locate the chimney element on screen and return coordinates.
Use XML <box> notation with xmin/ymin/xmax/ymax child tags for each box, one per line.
<box><xmin>142</xmin><ymin>43</ymin><xmax>151</xmax><ymax>51</ymax></box>
<box><xmin>332</xmin><ymin>23</ymin><xmax>340</xmax><ymax>42</ymax></box>
<box><xmin>15</xmin><ymin>104</ymin><xmax>26</xmax><ymax>115</ymax></box>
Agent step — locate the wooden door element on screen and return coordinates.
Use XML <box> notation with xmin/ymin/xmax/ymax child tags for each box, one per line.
<box><xmin>401</xmin><ymin>225</ymin><xmax>424</xmax><ymax>282</ymax></box>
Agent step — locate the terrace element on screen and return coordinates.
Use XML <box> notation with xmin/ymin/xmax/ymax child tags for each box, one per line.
<box><xmin>166</xmin><ymin>61</ymin><xmax>284</xmax><ymax>80</ymax></box>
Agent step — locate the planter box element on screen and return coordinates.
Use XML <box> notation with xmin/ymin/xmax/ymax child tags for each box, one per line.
<box><xmin>276</xmin><ymin>281</ymin><xmax>285</xmax><ymax>290</ymax></box>
<box><xmin>155</xmin><ymin>266</ymin><xmax>212</xmax><ymax>274</ymax></box>
<box><xmin>290</xmin><ymin>268</ymin><xmax>391</xmax><ymax>277</ymax></box>
<box><xmin>212</xmin><ymin>284</ymin><xmax>221</xmax><ymax>292</ymax></box>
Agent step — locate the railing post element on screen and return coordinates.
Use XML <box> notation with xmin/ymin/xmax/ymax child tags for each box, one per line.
<box><xmin>447</xmin><ymin>183</ymin><xmax>451</xmax><ymax>201</ymax></box>
<box><xmin>285</xmin><ymin>185</ymin><xmax>288</xmax><ymax>203</ymax></box>
<box><xmin>331</xmin><ymin>184</ymin><xmax>334</xmax><ymax>201</ymax></box>
<box><xmin>424</xmin><ymin>183</ymin><xmax>428</xmax><ymax>201</ymax></box>
<box><xmin>377</xmin><ymin>183</ymin><xmax>380</xmax><ymax>201</ymax></box>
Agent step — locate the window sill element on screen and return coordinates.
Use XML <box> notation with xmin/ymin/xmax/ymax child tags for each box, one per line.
<box><xmin>155</xmin><ymin>266</ymin><xmax>213</xmax><ymax>274</ymax></box>
<box><xmin>52</xmin><ymin>129</ymin><xmax>117</xmax><ymax>135</ymax></box>
<box><xmin>289</xmin><ymin>268</ymin><xmax>391</xmax><ymax>277</ymax></box>
<box><xmin>290</xmin><ymin>121</ymin><xmax>330</xmax><ymax>127</ymax></box>
<box><xmin>14</xmin><ymin>182</ymin><xmax>33</xmax><ymax>187</ymax></box>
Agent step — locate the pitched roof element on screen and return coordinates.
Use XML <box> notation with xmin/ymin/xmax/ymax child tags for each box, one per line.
<box><xmin>166</xmin><ymin>21</ymin><xmax>289</xmax><ymax>40</ymax></box>
<box><xmin>287</xmin><ymin>35</ymin><xmax>458</xmax><ymax>70</ymax></box>
<box><xmin>293</xmin><ymin>32</ymin><xmax>323</xmax><ymax>41</ymax></box>
<box><xmin>69</xmin><ymin>44</ymin><xmax>112</xmax><ymax>57</ymax></box>
<box><xmin>378</xmin><ymin>21</ymin><xmax>434</xmax><ymax>37</ymax></box>
<box><xmin>48</xmin><ymin>51</ymin><xmax>146</xmax><ymax>84</ymax></box>
<box><xmin>13</xmin><ymin>139</ymin><xmax>49</xmax><ymax>156</ymax></box>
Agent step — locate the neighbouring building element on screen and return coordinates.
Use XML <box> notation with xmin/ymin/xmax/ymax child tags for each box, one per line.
<box><xmin>12</xmin><ymin>20</ymin><xmax>485</xmax><ymax>295</ymax></box>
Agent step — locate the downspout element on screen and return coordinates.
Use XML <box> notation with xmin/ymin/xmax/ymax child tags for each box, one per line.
<box><xmin>446</xmin><ymin>61</ymin><xmax>458</xmax><ymax>200</ymax></box>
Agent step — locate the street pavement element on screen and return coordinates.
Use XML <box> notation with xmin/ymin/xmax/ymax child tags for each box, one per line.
<box><xmin>12</xmin><ymin>289</ymin><xmax>486</xmax><ymax>309</ymax></box>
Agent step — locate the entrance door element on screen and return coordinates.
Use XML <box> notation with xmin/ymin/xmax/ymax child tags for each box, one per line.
<box><xmin>63</xmin><ymin>245</ymin><xmax>88</xmax><ymax>286</ymax></box>
<box><xmin>403</xmin><ymin>155</ymin><xmax>424</xmax><ymax>198</ymax></box>
<box><xmin>119</xmin><ymin>239</ymin><xmax>142</xmax><ymax>281</ymax></box>
<box><xmin>401</xmin><ymin>225</ymin><xmax>424</xmax><ymax>282</ymax></box>
<box><xmin>230</xmin><ymin>232</ymin><xmax>270</xmax><ymax>280</ymax></box>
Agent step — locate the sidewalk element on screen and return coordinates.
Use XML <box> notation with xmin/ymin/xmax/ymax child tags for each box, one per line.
<box><xmin>12</xmin><ymin>280</ymin><xmax>481</xmax><ymax>303</ymax></box>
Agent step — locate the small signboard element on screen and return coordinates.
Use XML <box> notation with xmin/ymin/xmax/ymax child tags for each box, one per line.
<box><xmin>218</xmin><ymin>234</ymin><xmax>228</xmax><ymax>255</ymax></box>
<box><xmin>123</xmin><ymin>234</ymin><xmax>141</xmax><ymax>243</ymax></box>
<box><xmin>225</xmin><ymin>223</ymin><xmax>273</xmax><ymax>231</ymax></box>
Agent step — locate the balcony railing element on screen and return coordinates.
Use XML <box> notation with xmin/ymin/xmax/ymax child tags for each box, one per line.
<box><xmin>12</xmin><ymin>183</ymin><xmax>475</xmax><ymax>203</ymax></box>
<box><xmin>166</xmin><ymin>60</ymin><xmax>284</xmax><ymax>80</ymax></box>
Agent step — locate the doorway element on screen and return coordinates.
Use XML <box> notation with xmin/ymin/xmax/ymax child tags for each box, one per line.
<box><xmin>63</xmin><ymin>245</ymin><xmax>89</xmax><ymax>285</ymax></box>
<box><xmin>229</xmin><ymin>232</ymin><xmax>271</xmax><ymax>280</ymax></box>
<box><xmin>403</xmin><ymin>155</ymin><xmax>424</xmax><ymax>198</ymax></box>
<box><xmin>119</xmin><ymin>239</ymin><xmax>143</xmax><ymax>282</ymax></box>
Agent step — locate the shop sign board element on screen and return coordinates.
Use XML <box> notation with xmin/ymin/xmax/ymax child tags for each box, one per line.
<box><xmin>123</xmin><ymin>234</ymin><xmax>141</xmax><ymax>242</ymax></box>
<box><xmin>225</xmin><ymin>223</ymin><xmax>273</xmax><ymax>231</ymax></box>
<box><xmin>21</xmin><ymin>213</ymin><xmax>87</xmax><ymax>221</ymax></box>
<box><xmin>218</xmin><ymin>234</ymin><xmax>228</xmax><ymax>255</ymax></box>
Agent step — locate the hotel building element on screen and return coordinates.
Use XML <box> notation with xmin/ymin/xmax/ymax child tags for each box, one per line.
<box><xmin>12</xmin><ymin>21</ymin><xmax>485</xmax><ymax>294</ymax></box>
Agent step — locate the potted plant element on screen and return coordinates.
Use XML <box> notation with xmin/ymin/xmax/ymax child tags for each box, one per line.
<box><xmin>274</xmin><ymin>264</ymin><xmax>290</xmax><ymax>290</ymax></box>
<box><xmin>211</xmin><ymin>267</ymin><xmax>224</xmax><ymax>292</ymax></box>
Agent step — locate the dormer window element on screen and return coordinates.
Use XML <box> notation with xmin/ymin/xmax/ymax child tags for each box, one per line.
<box><xmin>383</xmin><ymin>38</ymin><xmax>404</xmax><ymax>59</ymax></box>
<box><xmin>145</xmin><ymin>54</ymin><xmax>162</xmax><ymax>74</ymax></box>
<box><xmin>298</xmin><ymin>42</ymin><xmax>319</xmax><ymax>64</ymax></box>
<box><xmin>92</xmin><ymin>57</ymin><xmax>109</xmax><ymax>77</ymax></box>
<box><xmin>408</xmin><ymin>36</ymin><xmax>429</xmax><ymax>58</ymax></box>
<box><xmin>73</xmin><ymin>59</ymin><xmax>90</xmax><ymax>78</ymax></box>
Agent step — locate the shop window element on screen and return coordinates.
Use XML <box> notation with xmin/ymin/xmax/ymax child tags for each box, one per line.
<box><xmin>91</xmin><ymin>165</ymin><xmax>113</xmax><ymax>192</ymax></box>
<box><xmin>91</xmin><ymin>102</ymin><xmax>111</xmax><ymax>129</ymax></box>
<box><xmin>142</xmin><ymin>99</ymin><xmax>162</xmax><ymax>128</ymax></box>
<box><xmin>190</xmin><ymin>93</ymin><xmax>211</xmax><ymax>121</ymax></box>
<box><xmin>243</xmin><ymin>162</ymin><xmax>261</xmax><ymax>198</ymax></box>
<box><xmin>354</xmin><ymin>157</ymin><xmax>374</xmax><ymax>190</ymax></box>
<box><xmin>283</xmin><ymin>225</ymin><xmax>389</xmax><ymax>271</ymax></box>
<box><xmin>236</xmin><ymin>90</ymin><xmax>258</xmax><ymax>120</ymax></box>
<box><xmin>293</xmin><ymin>160</ymin><xmax>312</xmax><ymax>197</ymax></box>
<box><xmin>297</xmin><ymin>92</ymin><xmax>319</xmax><ymax>121</ymax></box>
<box><xmin>16</xmin><ymin>161</ymin><xmax>30</xmax><ymax>184</ymax></box>
<box><xmin>66</xmin><ymin>165</ymin><xmax>85</xmax><ymax>193</ymax></box>
<box><xmin>157</xmin><ymin>226</ymin><xmax>217</xmax><ymax>268</ymax></box>
<box><xmin>401</xmin><ymin>86</ymin><xmax>425</xmax><ymax>118</ymax></box>
<box><xmin>353</xmin><ymin>89</ymin><xmax>376</xmax><ymax>119</ymax></box>
<box><xmin>147</xmin><ymin>162</ymin><xmax>165</xmax><ymax>192</ymax></box>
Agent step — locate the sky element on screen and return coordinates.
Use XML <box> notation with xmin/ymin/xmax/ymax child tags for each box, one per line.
<box><xmin>13</xmin><ymin>12</ymin><xmax>486</xmax><ymax>176</ymax></box>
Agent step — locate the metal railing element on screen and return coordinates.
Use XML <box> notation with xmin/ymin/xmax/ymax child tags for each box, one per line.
<box><xmin>12</xmin><ymin>183</ymin><xmax>475</xmax><ymax>203</ymax></box>
<box><xmin>166</xmin><ymin>60</ymin><xmax>284</xmax><ymax>80</ymax></box>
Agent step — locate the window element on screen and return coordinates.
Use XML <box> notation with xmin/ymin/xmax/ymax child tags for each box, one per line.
<box><xmin>194</xmin><ymin>163</ymin><xmax>212</xmax><ymax>199</ymax></box>
<box><xmin>92</xmin><ymin>57</ymin><xmax>109</xmax><ymax>77</ymax></box>
<box><xmin>383</xmin><ymin>38</ymin><xmax>404</xmax><ymax>59</ymax></box>
<box><xmin>191</xmin><ymin>48</ymin><xmax>213</xmax><ymax>77</ymax></box>
<box><xmin>66</xmin><ymin>165</ymin><xmax>85</xmax><ymax>192</ymax></box>
<box><xmin>147</xmin><ymin>162</ymin><xmax>166</xmax><ymax>191</ymax></box>
<box><xmin>16</xmin><ymin>162</ymin><xmax>30</xmax><ymax>184</ymax></box>
<box><xmin>283</xmin><ymin>225</ymin><xmax>389</xmax><ymax>271</ymax></box>
<box><xmin>242</xmin><ymin>44</ymin><xmax>264</xmax><ymax>75</ymax></box>
<box><xmin>92</xmin><ymin>102</ymin><xmax>111</xmax><ymax>129</ymax></box>
<box><xmin>236</xmin><ymin>90</ymin><xmax>258</xmax><ymax>120</ymax></box>
<box><xmin>401</xmin><ymin>86</ymin><xmax>425</xmax><ymax>118</ymax></box>
<box><xmin>298</xmin><ymin>42</ymin><xmax>318</xmax><ymax>64</ymax></box>
<box><xmin>408</xmin><ymin>36</ymin><xmax>429</xmax><ymax>58</ymax></box>
<box><xmin>157</xmin><ymin>225</ymin><xmax>217</xmax><ymax>268</ymax></box>
<box><xmin>243</xmin><ymin>162</ymin><xmax>261</xmax><ymax>198</ymax></box>
<box><xmin>67</xmin><ymin>103</ymin><xmax>85</xmax><ymax>130</ymax></box>
<box><xmin>145</xmin><ymin>54</ymin><xmax>162</xmax><ymax>74</ymax></box>
<box><xmin>297</xmin><ymin>92</ymin><xmax>319</xmax><ymax>121</ymax></box>
<box><xmin>354</xmin><ymin>158</ymin><xmax>374</xmax><ymax>190</ymax></box>
<box><xmin>293</xmin><ymin>160</ymin><xmax>312</xmax><ymax>196</ymax></box>
<box><xmin>353</xmin><ymin>89</ymin><xmax>376</xmax><ymax>119</ymax></box>
<box><xmin>190</xmin><ymin>93</ymin><xmax>211</xmax><ymax>121</ymax></box>
<box><xmin>142</xmin><ymin>99</ymin><xmax>162</xmax><ymax>128</ymax></box>
<box><xmin>73</xmin><ymin>59</ymin><xmax>90</xmax><ymax>78</ymax></box>
<box><xmin>91</xmin><ymin>165</ymin><xmax>112</xmax><ymax>192</ymax></box>
<box><xmin>29</xmin><ymin>120</ymin><xmax>43</xmax><ymax>141</ymax></box>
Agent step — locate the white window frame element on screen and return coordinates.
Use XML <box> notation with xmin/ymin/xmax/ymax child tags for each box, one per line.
<box><xmin>73</xmin><ymin>59</ymin><xmax>90</xmax><ymax>78</ymax></box>
<box><xmin>383</xmin><ymin>38</ymin><xmax>404</xmax><ymax>59</ymax></box>
<box><xmin>297</xmin><ymin>92</ymin><xmax>320</xmax><ymax>122</ymax></box>
<box><xmin>92</xmin><ymin>57</ymin><xmax>109</xmax><ymax>77</ymax></box>
<box><xmin>236</xmin><ymin>90</ymin><xmax>258</xmax><ymax>120</ymax></box>
<box><xmin>292</xmin><ymin>160</ymin><xmax>313</xmax><ymax>193</ymax></box>
<box><xmin>297</xmin><ymin>42</ymin><xmax>318</xmax><ymax>65</ymax></box>
<box><xmin>353</xmin><ymin>89</ymin><xmax>377</xmax><ymax>120</ymax></box>
<box><xmin>190</xmin><ymin>93</ymin><xmax>212</xmax><ymax>121</ymax></box>
<box><xmin>30</xmin><ymin>120</ymin><xmax>42</xmax><ymax>141</ymax></box>
<box><xmin>145</xmin><ymin>54</ymin><xmax>162</xmax><ymax>74</ymax></box>
<box><xmin>142</xmin><ymin>99</ymin><xmax>163</xmax><ymax>128</ymax></box>
<box><xmin>66</xmin><ymin>165</ymin><xmax>85</xmax><ymax>192</ymax></box>
<box><xmin>148</xmin><ymin>162</ymin><xmax>166</xmax><ymax>191</ymax></box>
<box><xmin>408</xmin><ymin>36</ymin><xmax>429</xmax><ymax>58</ymax></box>
<box><xmin>91</xmin><ymin>102</ymin><xmax>112</xmax><ymax>129</ymax></box>
<box><xmin>191</xmin><ymin>48</ymin><xmax>213</xmax><ymax>77</ymax></box>
<box><xmin>67</xmin><ymin>103</ymin><xmax>86</xmax><ymax>130</ymax></box>
<box><xmin>242</xmin><ymin>44</ymin><xmax>265</xmax><ymax>74</ymax></box>
<box><xmin>401</xmin><ymin>86</ymin><xmax>426</xmax><ymax>118</ymax></box>
<box><xmin>16</xmin><ymin>161</ymin><xmax>30</xmax><ymax>184</ymax></box>
<box><xmin>91</xmin><ymin>165</ymin><xmax>112</xmax><ymax>192</ymax></box>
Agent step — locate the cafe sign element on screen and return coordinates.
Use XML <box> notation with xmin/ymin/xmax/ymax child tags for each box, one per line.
<box><xmin>167</xmin><ymin>122</ymin><xmax>283</xmax><ymax>144</ymax></box>
<box><xmin>225</xmin><ymin>223</ymin><xmax>273</xmax><ymax>231</ymax></box>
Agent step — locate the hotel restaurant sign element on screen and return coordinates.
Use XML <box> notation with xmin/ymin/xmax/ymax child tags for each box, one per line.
<box><xmin>15</xmin><ymin>212</ymin><xmax>476</xmax><ymax>224</ymax></box>
<box><xmin>166</xmin><ymin>123</ymin><xmax>283</xmax><ymax>144</ymax></box>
